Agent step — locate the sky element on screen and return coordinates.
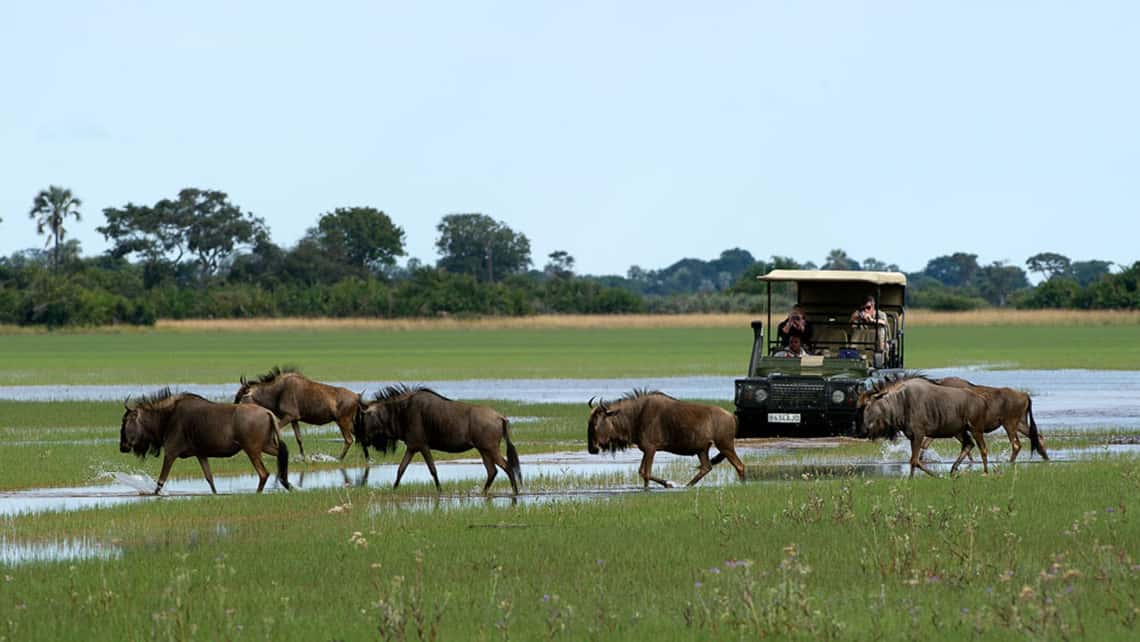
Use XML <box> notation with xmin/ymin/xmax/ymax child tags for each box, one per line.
<box><xmin>2</xmin><ymin>1</ymin><xmax>1137</xmax><ymax>278</ymax></box>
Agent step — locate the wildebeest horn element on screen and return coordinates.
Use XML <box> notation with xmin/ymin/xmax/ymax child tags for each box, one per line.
<box><xmin>240</xmin><ymin>375</ymin><xmax>247</xmax><ymax>386</ymax></box>
<box><xmin>588</xmin><ymin>396</ymin><xmax>597</xmax><ymax>408</ymax></box>
<box><xmin>123</xmin><ymin>396</ymin><xmax>132</xmax><ymax>411</ymax></box>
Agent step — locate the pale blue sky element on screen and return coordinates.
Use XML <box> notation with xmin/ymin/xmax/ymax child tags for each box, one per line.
<box><xmin>3</xmin><ymin>1</ymin><xmax>1137</xmax><ymax>277</ymax></box>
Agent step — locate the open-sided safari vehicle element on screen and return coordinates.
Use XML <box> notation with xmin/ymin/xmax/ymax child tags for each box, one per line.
<box><xmin>734</xmin><ymin>270</ymin><xmax>906</xmax><ymax>437</ymax></box>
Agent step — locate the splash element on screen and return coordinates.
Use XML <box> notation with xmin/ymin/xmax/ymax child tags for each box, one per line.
<box><xmin>96</xmin><ymin>471</ymin><xmax>156</xmax><ymax>493</ymax></box>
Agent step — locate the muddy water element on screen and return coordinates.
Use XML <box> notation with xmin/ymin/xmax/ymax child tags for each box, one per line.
<box><xmin>2</xmin><ymin>369</ymin><xmax>1139</xmax><ymax>429</ymax></box>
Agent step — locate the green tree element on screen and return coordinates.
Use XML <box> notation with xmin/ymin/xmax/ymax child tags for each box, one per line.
<box><xmin>1025</xmin><ymin>252</ymin><xmax>1072</xmax><ymax>281</ymax></box>
<box><xmin>28</xmin><ymin>185</ymin><xmax>83</xmax><ymax>271</ymax></box>
<box><xmin>100</xmin><ymin>188</ymin><xmax>268</xmax><ymax>285</ymax></box>
<box><xmin>544</xmin><ymin>250</ymin><xmax>575</xmax><ymax>279</ymax></box>
<box><xmin>822</xmin><ymin>249</ymin><xmax>858</xmax><ymax>270</ymax></box>
<box><xmin>975</xmin><ymin>261</ymin><xmax>1029</xmax><ymax>306</ymax></box>
<box><xmin>435</xmin><ymin>213</ymin><xmax>531</xmax><ymax>283</ymax></box>
<box><xmin>1070</xmin><ymin>260</ymin><xmax>1113</xmax><ymax>287</ymax></box>
<box><xmin>923</xmin><ymin>253</ymin><xmax>979</xmax><ymax>287</ymax></box>
<box><xmin>308</xmin><ymin>207</ymin><xmax>406</xmax><ymax>275</ymax></box>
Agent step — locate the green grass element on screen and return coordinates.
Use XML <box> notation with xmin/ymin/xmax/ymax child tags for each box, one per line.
<box><xmin>0</xmin><ymin>324</ymin><xmax>1138</xmax><ymax>385</ymax></box>
<box><xmin>2</xmin><ymin>462</ymin><xmax>1138</xmax><ymax>640</ymax></box>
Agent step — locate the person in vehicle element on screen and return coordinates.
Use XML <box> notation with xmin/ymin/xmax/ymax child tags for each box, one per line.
<box><xmin>777</xmin><ymin>305</ymin><xmax>813</xmax><ymax>346</ymax></box>
<box><xmin>774</xmin><ymin>333</ymin><xmax>810</xmax><ymax>358</ymax></box>
<box><xmin>851</xmin><ymin>294</ymin><xmax>889</xmax><ymax>354</ymax></box>
<box><xmin>850</xmin><ymin>295</ymin><xmax>888</xmax><ymax>327</ymax></box>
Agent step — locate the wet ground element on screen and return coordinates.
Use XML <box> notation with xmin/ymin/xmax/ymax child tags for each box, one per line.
<box><xmin>2</xmin><ymin>368</ymin><xmax>1139</xmax><ymax>429</ymax></box>
<box><xmin>3</xmin><ymin>442</ymin><xmax>1137</xmax><ymax>521</ymax></box>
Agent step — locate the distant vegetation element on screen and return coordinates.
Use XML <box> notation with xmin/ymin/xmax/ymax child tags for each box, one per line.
<box><xmin>1</xmin><ymin>185</ymin><xmax>1136</xmax><ymax>326</ymax></box>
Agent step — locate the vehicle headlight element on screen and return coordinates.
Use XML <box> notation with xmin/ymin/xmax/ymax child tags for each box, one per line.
<box><xmin>753</xmin><ymin>388</ymin><xmax>768</xmax><ymax>402</ymax></box>
<box><xmin>831</xmin><ymin>389</ymin><xmax>846</xmax><ymax>404</ymax></box>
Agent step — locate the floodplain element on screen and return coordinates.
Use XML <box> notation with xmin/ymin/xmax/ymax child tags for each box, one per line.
<box><xmin>1</xmin><ymin>315</ymin><xmax>1139</xmax><ymax>640</ymax></box>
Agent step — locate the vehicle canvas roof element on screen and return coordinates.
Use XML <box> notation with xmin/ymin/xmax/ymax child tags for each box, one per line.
<box><xmin>758</xmin><ymin>269</ymin><xmax>907</xmax><ymax>286</ymax></box>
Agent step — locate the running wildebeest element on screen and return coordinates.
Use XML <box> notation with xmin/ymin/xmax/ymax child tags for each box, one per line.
<box><xmin>353</xmin><ymin>385</ymin><xmax>522</xmax><ymax>494</ymax></box>
<box><xmin>857</xmin><ymin>374</ymin><xmax>992</xmax><ymax>477</ymax></box>
<box><xmin>586</xmin><ymin>390</ymin><xmax>746</xmax><ymax>489</ymax></box>
<box><xmin>926</xmin><ymin>376</ymin><xmax>1048</xmax><ymax>462</ymax></box>
<box><xmin>234</xmin><ymin>367</ymin><xmax>361</xmax><ymax>460</ymax></box>
<box><xmin>119</xmin><ymin>388</ymin><xmax>292</xmax><ymax>495</ymax></box>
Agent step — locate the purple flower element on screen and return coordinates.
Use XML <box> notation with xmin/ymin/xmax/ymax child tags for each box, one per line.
<box><xmin>1106</xmin><ymin>507</ymin><xmax>1116</xmax><ymax>513</ymax></box>
<box><xmin>542</xmin><ymin>594</ymin><xmax>551</xmax><ymax>602</ymax></box>
<box><xmin>709</xmin><ymin>567</ymin><xmax>721</xmax><ymax>574</ymax></box>
<box><xmin>694</xmin><ymin>581</ymin><xmax>703</xmax><ymax>588</ymax></box>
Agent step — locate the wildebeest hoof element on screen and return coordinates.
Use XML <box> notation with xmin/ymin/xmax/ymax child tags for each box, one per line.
<box><xmin>665</xmin><ymin>480</ymin><xmax>677</xmax><ymax>488</ymax></box>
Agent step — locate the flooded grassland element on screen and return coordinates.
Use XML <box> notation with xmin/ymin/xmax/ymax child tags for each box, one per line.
<box><xmin>3</xmin><ymin>366</ymin><xmax>1140</xmax><ymax>639</ymax></box>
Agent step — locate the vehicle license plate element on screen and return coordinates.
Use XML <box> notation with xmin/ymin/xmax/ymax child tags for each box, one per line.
<box><xmin>768</xmin><ymin>413</ymin><xmax>801</xmax><ymax>423</ymax></box>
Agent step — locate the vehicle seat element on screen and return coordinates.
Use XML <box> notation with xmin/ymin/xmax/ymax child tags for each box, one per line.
<box><xmin>809</xmin><ymin>326</ymin><xmax>848</xmax><ymax>357</ymax></box>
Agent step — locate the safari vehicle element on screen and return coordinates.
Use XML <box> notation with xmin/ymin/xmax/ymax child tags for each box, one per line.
<box><xmin>734</xmin><ymin>270</ymin><xmax>906</xmax><ymax>437</ymax></box>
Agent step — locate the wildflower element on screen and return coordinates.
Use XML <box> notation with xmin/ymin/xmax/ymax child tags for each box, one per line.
<box><xmin>1064</xmin><ymin>584</ymin><xmax>1075</xmax><ymax>594</ymax></box>
<box><xmin>596</xmin><ymin>559</ymin><xmax>605</xmax><ymax>566</ymax></box>
<box><xmin>961</xmin><ymin>608</ymin><xmax>969</xmax><ymax>615</ymax></box>
<box><xmin>708</xmin><ymin>567</ymin><xmax>720</xmax><ymax>574</ymax></box>
<box><xmin>1019</xmin><ymin>585</ymin><xmax>1035</xmax><ymax>600</ymax></box>
<box><xmin>694</xmin><ymin>581</ymin><xmax>703</xmax><ymax>588</ymax></box>
<box><xmin>542</xmin><ymin>594</ymin><xmax>551</xmax><ymax>602</ymax></box>
<box><xmin>1106</xmin><ymin>507</ymin><xmax>1115</xmax><ymax>513</ymax></box>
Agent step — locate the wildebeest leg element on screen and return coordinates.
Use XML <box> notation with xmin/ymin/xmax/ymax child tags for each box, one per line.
<box><xmin>245</xmin><ymin>448</ymin><xmax>271</xmax><ymax>492</ymax></box>
<box><xmin>488</xmin><ymin>450</ymin><xmax>519</xmax><ymax>495</ymax></box>
<box><xmin>197</xmin><ymin>456</ymin><xmax>218</xmax><ymax>494</ymax></box>
<box><xmin>289</xmin><ymin>419</ymin><xmax>306</xmax><ymax>461</ymax></box>
<box><xmin>155</xmin><ymin>454</ymin><xmax>177</xmax><ymax>495</ymax></box>
<box><xmin>1005</xmin><ymin>423</ymin><xmax>1022</xmax><ymax>462</ymax></box>
<box><xmin>638</xmin><ymin>448</ymin><xmax>671</xmax><ymax>489</ymax></box>
<box><xmin>334</xmin><ymin>416</ymin><xmax>355</xmax><ymax>461</ymax></box>
<box><xmin>393</xmin><ymin>449</ymin><xmax>415</xmax><ymax>489</ymax></box>
<box><xmin>479</xmin><ymin>451</ymin><xmax>498</xmax><ymax>493</ymax></box>
<box><xmin>686</xmin><ymin>450</ymin><xmax>714</xmax><ymax>486</ymax></box>
<box><xmin>911</xmin><ymin>437</ymin><xmax>939</xmax><ymax>478</ymax></box>
<box><xmin>716</xmin><ymin>447</ymin><xmax>747</xmax><ymax>480</ymax></box>
<box><xmin>421</xmin><ymin>449</ymin><xmax>442</xmax><ymax>492</ymax></box>
<box><xmin>975</xmin><ymin>430</ymin><xmax>990</xmax><ymax>474</ymax></box>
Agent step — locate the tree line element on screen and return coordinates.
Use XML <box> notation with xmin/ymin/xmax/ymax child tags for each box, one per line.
<box><xmin>1</xmin><ymin>185</ymin><xmax>1136</xmax><ymax>326</ymax></box>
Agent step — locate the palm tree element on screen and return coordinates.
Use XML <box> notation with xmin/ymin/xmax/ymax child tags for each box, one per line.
<box><xmin>28</xmin><ymin>186</ymin><xmax>82</xmax><ymax>270</ymax></box>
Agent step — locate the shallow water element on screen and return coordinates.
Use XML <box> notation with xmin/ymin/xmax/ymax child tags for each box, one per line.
<box><xmin>4</xmin><ymin>442</ymin><xmax>1139</xmax><ymax>519</ymax></box>
<box><xmin>0</xmin><ymin>536</ymin><xmax>122</xmax><ymax>566</ymax></box>
<box><xmin>2</xmin><ymin>369</ymin><xmax>1139</xmax><ymax>430</ymax></box>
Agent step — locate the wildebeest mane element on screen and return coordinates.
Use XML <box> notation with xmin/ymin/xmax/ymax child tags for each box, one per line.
<box><xmin>619</xmin><ymin>388</ymin><xmax>676</xmax><ymax>402</ymax></box>
<box><xmin>252</xmin><ymin>365</ymin><xmax>302</xmax><ymax>385</ymax></box>
<box><xmin>131</xmin><ymin>387</ymin><xmax>210</xmax><ymax>411</ymax></box>
<box><xmin>372</xmin><ymin>384</ymin><xmax>452</xmax><ymax>403</ymax></box>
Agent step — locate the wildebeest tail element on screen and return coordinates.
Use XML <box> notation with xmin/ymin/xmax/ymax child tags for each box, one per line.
<box><xmin>1027</xmin><ymin>396</ymin><xmax>1048</xmax><ymax>460</ymax></box>
<box><xmin>270</xmin><ymin>413</ymin><xmax>293</xmax><ymax>490</ymax></box>
<box><xmin>502</xmin><ymin>417</ymin><xmax>522</xmax><ymax>485</ymax></box>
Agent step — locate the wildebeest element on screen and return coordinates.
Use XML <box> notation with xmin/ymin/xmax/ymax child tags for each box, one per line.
<box><xmin>857</xmin><ymin>374</ymin><xmax>992</xmax><ymax>477</ymax></box>
<box><xmin>119</xmin><ymin>388</ymin><xmax>292</xmax><ymax>494</ymax></box>
<box><xmin>353</xmin><ymin>385</ymin><xmax>522</xmax><ymax>494</ymax></box>
<box><xmin>234</xmin><ymin>367</ymin><xmax>361</xmax><ymax>460</ymax></box>
<box><xmin>927</xmin><ymin>377</ymin><xmax>1048</xmax><ymax>462</ymax></box>
<box><xmin>586</xmin><ymin>390</ymin><xmax>745</xmax><ymax>489</ymax></box>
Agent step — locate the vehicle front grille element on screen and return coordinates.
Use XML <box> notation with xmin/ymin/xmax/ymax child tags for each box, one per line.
<box><xmin>770</xmin><ymin>380</ymin><xmax>826</xmax><ymax>410</ymax></box>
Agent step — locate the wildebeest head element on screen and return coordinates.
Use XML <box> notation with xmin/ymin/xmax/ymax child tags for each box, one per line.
<box><xmin>233</xmin><ymin>376</ymin><xmax>253</xmax><ymax>404</ymax></box>
<box><xmin>586</xmin><ymin>397</ymin><xmax>627</xmax><ymax>455</ymax></box>
<box><xmin>353</xmin><ymin>401</ymin><xmax>399</xmax><ymax>455</ymax></box>
<box><xmin>858</xmin><ymin>391</ymin><xmax>902</xmax><ymax>441</ymax></box>
<box><xmin>119</xmin><ymin>401</ymin><xmax>163</xmax><ymax>458</ymax></box>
